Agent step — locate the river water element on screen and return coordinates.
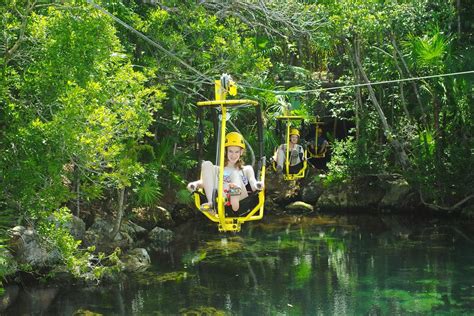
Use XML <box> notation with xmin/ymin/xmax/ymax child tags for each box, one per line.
<box><xmin>3</xmin><ymin>213</ymin><xmax>474</xmax><ymax>315</ymax></box>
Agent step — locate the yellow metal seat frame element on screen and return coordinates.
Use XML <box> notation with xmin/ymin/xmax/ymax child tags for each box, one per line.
<box><xmin>306</xmin><ymin>117</ymin><xmax>327</xmax><ymax>159</ymax></box>
<box><xmin>193</xmin><ymin>78</ymin><xmax>265</xmax><ymax>232</ymax></box>
<box><xmin>273</xmin><ymin>115</ymin><xmax>308</xmax><ymax>181</ymax></box>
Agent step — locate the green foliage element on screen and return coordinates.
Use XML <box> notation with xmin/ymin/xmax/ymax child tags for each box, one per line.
<box><xmin>36</xmin><ymin>207</ymin><xmax>123</xmax><ymax>282</ymax></box>
<box><xmin>408</xmin><ymin>31</ymin><xmax>450</xmax><ymax>68</ymax></box>
<box><xmin>176</xmin><ymin>189</ymin><xmax>193</xmax><ymax>205</ymax></box>
<box><xmin>325</xmin><ymin>134</ymin><xmax>387</xmax><ymax>186</ymax></box>
<box><xmin>37</xmin><ymin>207</ymin><xmax>81</xmax><ymax>261</ymax></box>
<box><xmin>0</xmin><ymin>237</ymin><xmax>9</xmax><ymax>294</ymax></box>
<box><xmin>1</xmin><ymin>2</ymin><xmax>163</xmax><ymax>222</ymax></box>
<box><xmin>325</xmin><ymin>137</ymin><xmax>356</xmax><ymax>185</ymax></box>
<box><xmin>134</xmin><ymin>179</ymin><xmax>163</xmax><ymax>207</ymax></box>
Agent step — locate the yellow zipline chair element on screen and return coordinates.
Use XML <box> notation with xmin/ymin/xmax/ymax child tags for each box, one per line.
<box><xmin>306</xmin><ymin>117</ymin><xmax>327</xmax><ymax>159</ymax></box>
<box><xmin>192</xmin><ymin>75</ymin><xmax>266</xmax><ymax>232</ymax></box>
<box><xmin>272</xmin><ymin>115</ymin><xmax>308</xmax><ymax>181</ymax></box>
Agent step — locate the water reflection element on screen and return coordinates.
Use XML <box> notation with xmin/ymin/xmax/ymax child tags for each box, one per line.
<box><xmin>4</xmin><ymin>214</ymin><xmax>474</xmax><ymax>315</ymax></box>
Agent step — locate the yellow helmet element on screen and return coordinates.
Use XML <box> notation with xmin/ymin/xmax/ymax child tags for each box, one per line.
<box><xmin>225</xmin><ymin>132</ymin><xmax>245</xmax><ymax>149</ymax></box>
<box><xmin>290</xmin><ymin>128</ymin><xmax>300</xmax><ymax>137</ymax></box>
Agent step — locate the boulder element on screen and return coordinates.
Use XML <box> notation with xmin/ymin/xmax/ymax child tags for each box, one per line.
<box><xmin>301</xmin><ymin>179</ymin><xmax>325</xmax><ymax>204</ymax></box>
<box><xmin>317</xmin><ymin>177</ymin><xmax>385</xmax><ymax>209</ymax></box>
<box><xmin>148</xmin><ymin>227</ymin><xmax>174</xmax><ymax>251</ymax></box>
<box><xmin>60</xmin><ymin>215</ymin><xmax>86</xmax><ymax>241</ymax></box>
<box><xmin>285</xmin><ymin>201</ymin><xmax>314</xmax><ymax>214</ymax></box>
<box><xmin>122</xmin><ymin>248</ymin><xmax>151</xmax><ymax>272</ymax></box>
<box><xmin>131</xmin><ymin>206</ymin><xmax>175</xmax><ymax>230</ymax></box>
<box><xmin>380</xmin><ymin>179</ymin><xmax>411</xmax><ymax>208</ymax></box>
<box><xmin>317</xmin><ymin>184</ymin><xmax>349</xmax><ymax>208</ymax></box>
<box><xmin>121</xmin><ymin>220</ymin><xmax>148</xmax><ymax>239</ymax></box>
<box><xmin>8</xmin><ymin>226</ymin><xmax>61</xmax><ymax>268</ymax></box>
<box><xmin>83</xmin><ymin>217</ymin><xmax>133</xmax><ymax>252</ymax></box>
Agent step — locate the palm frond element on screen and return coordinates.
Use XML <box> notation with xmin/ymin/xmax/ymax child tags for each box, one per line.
<box><xmin>135</xmin><ymin>180</ymin><xmax>162</xmax><ymax>207</ymax></box>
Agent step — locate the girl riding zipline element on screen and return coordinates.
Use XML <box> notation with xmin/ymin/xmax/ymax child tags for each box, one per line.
<box><xmin>275</xmin><ymin>128</ymin><xmax>305</xmax><ymax>175</ymax></box>
<box><xmin>187</xmin><ymin>132</ymin><xmax>264</xmax><ymax>215</ymax></box>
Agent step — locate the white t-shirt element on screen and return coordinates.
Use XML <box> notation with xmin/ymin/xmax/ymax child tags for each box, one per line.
<box><xmin>279</xmin><ymin>144</ymin><xmax>304</xmax><ymax>166</ymax></box>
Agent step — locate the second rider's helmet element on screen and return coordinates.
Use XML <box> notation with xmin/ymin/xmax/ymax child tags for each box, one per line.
<box><xmin>290</xmin><ymin>128</ymin><xmax>300</xmax><ymax>137</ymax></box>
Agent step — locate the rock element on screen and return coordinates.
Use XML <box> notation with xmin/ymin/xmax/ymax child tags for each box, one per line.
<box><xmin>285</xmin><ymin>201</ymin><xmax>314</xmax><ymax>214</ymax></box>
<box><xmin>263</xmin><ymin>172</ymin><xmax>301</xmax><ymax>214</ymax></box>
<box><xmin>121</xmin><ymin>220</ymin><xmax>148</xmax><ymax>239</ymax></box>
<box><xmin>148</xmin><ymin>227</ymin><xmax>174</xmax><ymax>251</ymax></box>
<box><xmin>131</xmin><ymin>206</ymin><xmax>175</xmax><ymax>230</ymax></box>
<box><xmin>301</xmin><ymin>179</ymin><xmax>325</xmax><ymax>204</ymax></box>
<box><xmin>380</xmin><ymin>179</ymin><xmax>411</xmax><ymax>208</ymax></box>
<box><xmin>63</xmin><ymin>215</ymin><xmax>86</xmax><ymax>241</ymax></box>
<box><xmin>0</xmin><ymin>285</ymin><xmax>19</xmax><ymax>312</ymax></box>
<box><xmin>122</xmin><ymin>248</ymin><xmax>151</xmax><ymax>272</ymax></box>
<box><xmin>317</xmin><ymin>185</ymin><xmax>349</xmax><ymax>208</ymax></box>
<box><xmin>45</xmin><ymin>213</ymin><xmax>85</xmax><ymax>241</ymax></box>
<box><xmin>83</xmin><ymin>218</ymin><xmax>133</xmax><ymax>252</ymax></box>
<box><xmin>8</xmin><ymin>226</ymin><xmax>61</xmax><ymax>268</ymax></box>
<box><xmin>317</xmin><ymin>177</ymin><xmax>385</xmax><ymax>209</ymax></box>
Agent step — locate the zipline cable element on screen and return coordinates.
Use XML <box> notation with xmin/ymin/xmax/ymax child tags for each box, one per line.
<box><xmin>86</xmin><ymin>0</ymin><xmax>213</xmax><ymax>84</ymax></box>
<box><xmin>239</xmin><ymin>69</ymin><xmax>474</xmax><ymax>95</ymax></box>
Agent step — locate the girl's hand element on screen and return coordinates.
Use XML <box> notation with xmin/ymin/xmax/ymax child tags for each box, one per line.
<box><xmin>187</xmin><ymin>182</ymin><xmax>198</xmax><ymax>192</ymax></box>
<box><xmin>255</xmin><ymin>181</ymin><xmax>264</xmax><ymax>190</ymax></box>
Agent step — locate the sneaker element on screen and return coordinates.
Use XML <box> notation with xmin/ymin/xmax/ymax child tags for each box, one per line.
<box><xmin>200</xmin><ymin>202</ymin><xmax>213</xmax><ymax>212</ymax></box>
<box><xmin>200</xmin><ymin>203</ymin><xmax>217</xmax><ymax>217</ymax></box>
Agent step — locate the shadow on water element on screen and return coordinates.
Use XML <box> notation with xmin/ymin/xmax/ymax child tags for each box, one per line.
<box><xmin>3</xmin><ymin>213</ymin><xmax>474</xmax><ymax>315</ymax></box>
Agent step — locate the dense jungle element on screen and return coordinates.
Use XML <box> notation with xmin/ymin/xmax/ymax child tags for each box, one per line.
<box><xmin>0</xmin><ymin>0</ymin><xmax>473</xmax><ymax>314</ymax></box>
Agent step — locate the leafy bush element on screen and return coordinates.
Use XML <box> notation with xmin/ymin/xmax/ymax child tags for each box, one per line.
<box><xmin>325</xmin><ymin>137</ymin><xmax>356</xmax><ymax>185</ymax></box>
<box><xmin>176</xmin><ymin>188</ymin><xmax>193</xmax><ymax>205</ymax></box>
<box><xmin>36</xmin><ymin>207</ymin><xmax>122</xmax><ymax>282</ymax></box>
<box><xmin>325</xmin><ymin>136</ymin><xmax>385</xmax><ymax>186</ymax></box>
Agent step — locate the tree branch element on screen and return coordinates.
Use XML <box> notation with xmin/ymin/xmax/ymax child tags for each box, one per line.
<box><xmin>419</xmin><ymin>191</ymin><xmax>474</xmax><ymax>212</ymax></box>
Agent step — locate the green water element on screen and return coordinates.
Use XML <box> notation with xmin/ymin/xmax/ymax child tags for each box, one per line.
<box><xmin>4</xmin><ymin>214</ymin><xmax>474</xmax><ymax>315</ymax></box>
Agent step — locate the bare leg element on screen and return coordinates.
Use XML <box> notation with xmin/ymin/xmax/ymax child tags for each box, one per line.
<box><xmin>243</xmin><ymin>165</ymin><xmax>262</xmax><ymax>192</ymax></box>
<box><xmin>276</xmin><ymin>146</ymin><xmax>285</xmax><ymax>170</ymax></box>
<box><xmin>319</xmin><ymin>141</ymin><xmax>328</xmax><ymax>154</ymax></box>
<box><xmin>228</xmin><ymin>171</ymin><xmax>242</xmax><ymax>211</ymax></box>
<box><xmin>200</xmin><ymin>161</ymin><xmax>217</xmax><ymax>205</ymax></box>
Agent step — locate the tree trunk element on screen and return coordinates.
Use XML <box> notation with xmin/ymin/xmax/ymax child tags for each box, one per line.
<box><xmin>4</xmin><ymin>1</ymin><xmax>35</xmax><ymax>65</ymax></box>
<box><xmin>75</xmin><ymin>173</ymin><xmax>80</xmax><ymax>217</ymax></box>
<box><xmin>456</xmin><ymin>0</ymin><xmax>462</xmax><ymax>38</ymax></box>
<box><xmin>346</xmin><ymin>45</ymin><xmax>362</xmax><ymax>140</ymax></box>
<box><xmin>110</xmin><ymin>188</ymin><xmax>125</xmax><ymax>240</ymax></box>
<box><xmin>351</xmin><ymin>38</ymin><xmax>409</xmax><ymax>169</ymax></box>
<box><xmin>391</xmin><ymin>46</ymin><xmax>411</xmax><ymax>121</ymax></box>
<box><xmin>390</xmin><ymin>36</ymin><xmax>428</xmax><ymax>128</ymax></box>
